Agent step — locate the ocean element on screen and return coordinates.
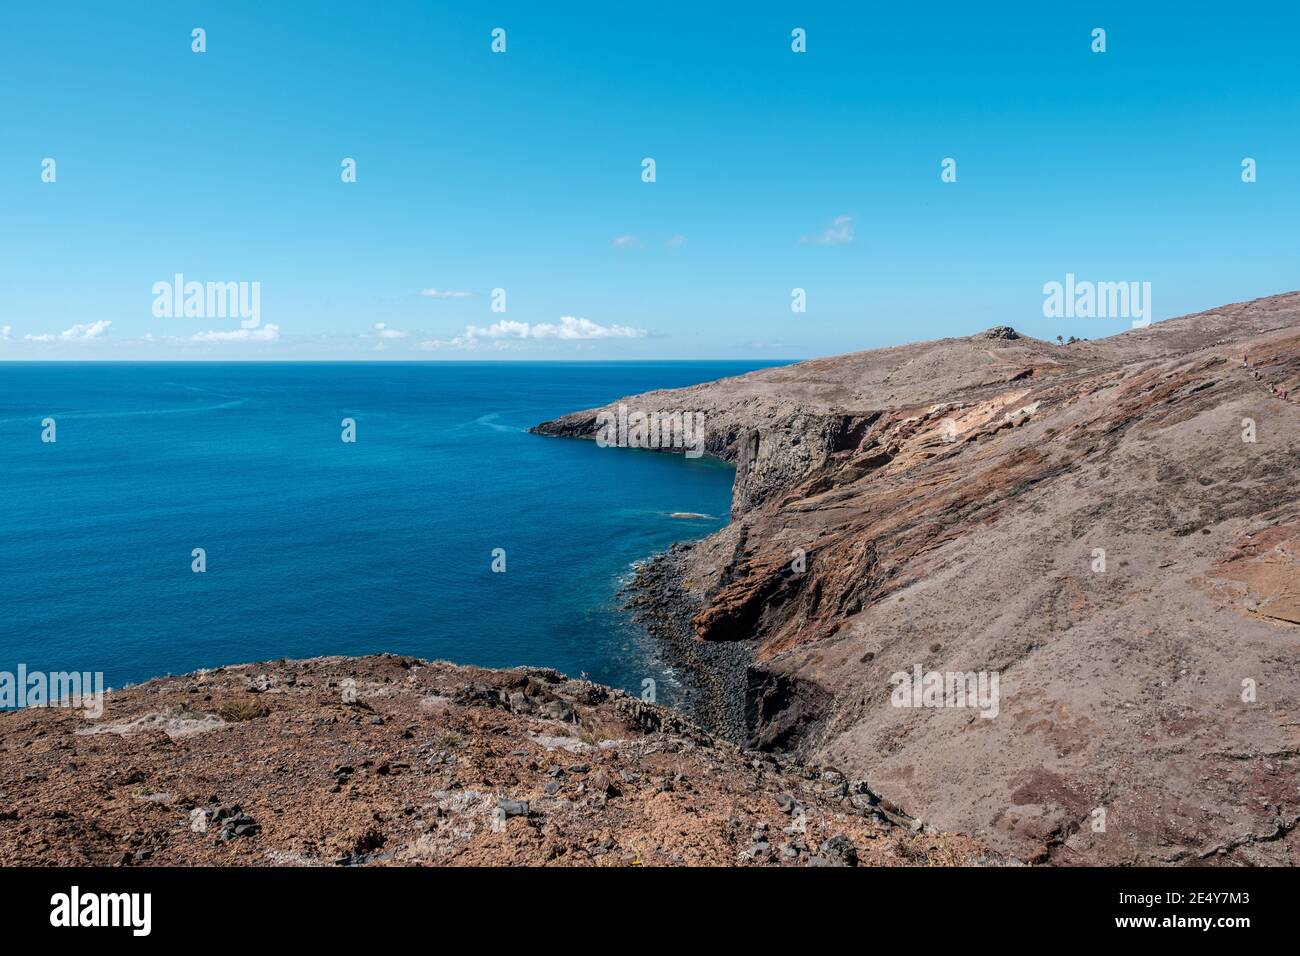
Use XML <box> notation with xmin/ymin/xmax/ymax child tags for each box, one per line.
<box><xmin>0</xmin><ymin>362</ymin><xmax>778</xmax><ymax>704</ymax></box>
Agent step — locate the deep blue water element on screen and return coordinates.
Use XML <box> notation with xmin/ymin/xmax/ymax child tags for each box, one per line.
<box><xmin>0</xmin><ymin>362</ymin><xmax>779</xmax><ymax>702</ymax></box>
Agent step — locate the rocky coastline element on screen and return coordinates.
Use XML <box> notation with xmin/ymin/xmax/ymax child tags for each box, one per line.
<box><xmin>621</xmin><ymin>544</ymin><xmax>753</xmax><ymax>744</ymax></box>
<box><xmin>533</xmin><ymin>291</ymin><xmax>1300</xmax><ymax>865</ymax></box>
<box><xmin>5</xmin><ymin>291</ymin><xmax>1298</xmax><ymax>866</ymax></box>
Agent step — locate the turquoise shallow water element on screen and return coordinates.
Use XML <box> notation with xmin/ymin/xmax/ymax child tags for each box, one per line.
<box><xmin>0</xmin><ymin>361</ymin><xmax>780</xmax><ymax>702</ymax></box>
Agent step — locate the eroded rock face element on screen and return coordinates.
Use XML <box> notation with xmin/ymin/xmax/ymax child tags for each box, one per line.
<box><xmin>535</xmin><ymin>291</ymin><xmax>1300</xmax><ymax>865</ymax></box>
<box><xmin>0</xmin><ymin>655</ymin><xmax>990</xmax><ymax>867</ymax></box>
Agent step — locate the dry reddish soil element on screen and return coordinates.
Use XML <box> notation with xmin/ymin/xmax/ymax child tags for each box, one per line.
<box><xmin>0</xmin><ymin>655</ymin><xmax>991</xmax><ymax>866</ymax></box>
<box><xmin>535</xmin><ymin>291</ymin><xmax>1300</xmax><ymax>865</ymax></box>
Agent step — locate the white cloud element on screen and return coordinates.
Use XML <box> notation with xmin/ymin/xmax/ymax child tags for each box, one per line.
<box><xmin>418</xmin><ymin>316</ymin><xmax>647</xmax><ymax>350</ymax></box>
<box><xmin>372</xmin><ymin>322</ymin><xmax>407</xmax><ymax>340</ymax></box>
<box><xmin>25</xmin><ymin>320</ymin><xmax>112</xmax><ymax>342</ymax></box>
<box><xmin>192</xmin><ymin>324</ymin><xmax>280</xmax><ymax>343</ymax></box>
<box><xmin>666</xmin><ymin>234</ymin><xmax>687</xmax><ymax>247</ymax></box>
<box><xmin>417</xmin><ymin>332</ymin><xmax>482</xmax><ymax>351</ymax></box>
<box><xmin>474</xmin><ymin>316</ymin><xmax>646</xmax><ymax>340</ymax></box>
<box><xmin>0</xmin><ymin>325</ymin><xmax>11</xmax><ymax>340</ymax></box>
<box><xmin>420</xmin><ymin>288</ymin><xmax>473</xmax><ymax>298</ymax></box>
<box><xmin>78</xmin><ymin>320</ymin><xmax>113</xmax><ymax>339</ymax></box>
<box><xmin>611</xmin><ymin>235</ymin><xmax>638</xmax><ymax>248</ymax></box>
<box><xmin>534</xmin><ymin>316</ymin><xmax>646</xmax><ymax>340</ymax></box>
<box><xmin>472</xmin><ymin>320</ymin><xmax>531</xmax><ymax>339</ymax></box>
<box><xmin>802</xmin><ymin>215</ymin><xmax>854</xmax><ymax>246</ymax></box>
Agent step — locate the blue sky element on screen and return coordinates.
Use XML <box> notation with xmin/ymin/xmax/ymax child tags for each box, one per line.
<box><xmin>1</xmin><ymin>1</ymin><xmax>1296</xmax><ymax>359</ymax></box>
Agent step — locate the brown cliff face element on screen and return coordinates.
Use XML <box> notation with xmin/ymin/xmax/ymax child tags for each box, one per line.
<box><xmin>534</xmin><ymin>292</ymin><xmax>1300</xmax><ymax>865</ymax></box>
<box><xmin>0</xmin><ymin>655</ymin><xmax>989</xmax><ymax>867</ymax></box>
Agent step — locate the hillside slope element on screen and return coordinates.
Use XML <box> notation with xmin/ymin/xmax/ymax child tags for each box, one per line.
<box><xmin>534</xmin><ymin>292</ymin><xmax>1300</xmax><ymax>865</ymax></box>
<box><xmin>0</xmin><ymin>655</ymin><xmax>989</xmax><ymax>866</ymax></box>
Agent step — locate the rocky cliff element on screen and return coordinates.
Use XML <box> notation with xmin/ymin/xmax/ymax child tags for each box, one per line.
<box><xmin>533</xmin><ymin>292</ymin><xmax>1300</xmax><ymax>865</ymax></box>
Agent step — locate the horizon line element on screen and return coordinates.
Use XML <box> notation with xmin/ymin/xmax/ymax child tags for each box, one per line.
<box><xmin>0</xmin><ymin>357</ymin><xmax>803</xmax><ymax>365</ymax></box>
